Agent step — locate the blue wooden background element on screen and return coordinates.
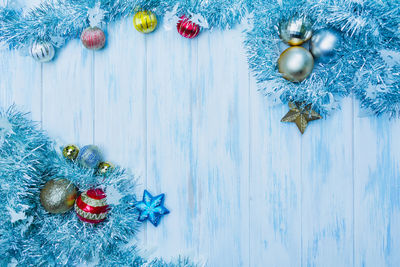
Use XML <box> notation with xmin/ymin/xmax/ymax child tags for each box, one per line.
<box><xmin>1</xmin><ymin>4</ymin><xmax>400</xmax><ymax>266</ymax></box>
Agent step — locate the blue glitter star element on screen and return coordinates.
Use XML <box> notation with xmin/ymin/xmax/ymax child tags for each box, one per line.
<box><xmin>135</xmin><ymin>190</ymin><xmax>170</xmax><ymax>227</ymax></box>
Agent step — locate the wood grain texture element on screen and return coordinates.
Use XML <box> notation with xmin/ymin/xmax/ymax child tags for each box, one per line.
<box><xmin>354</xmin><ymin>102</ymin><xmax>400</xmax><ymax>267</ymax></box>
<box><xmin>1</xmin><ymin>14</ymin><xmax>400</xmax><ymax>267</ymax></box>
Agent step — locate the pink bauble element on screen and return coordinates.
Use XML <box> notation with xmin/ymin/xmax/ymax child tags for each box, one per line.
<box><xmin>177</xmin><ymin>15</ymin><xmax>200</xmax><ymax>39</ymax></box>
<box><xmin>80</xmin><ymin>27</ymin><xmax>106</xmax><ymax>50</ymax></box>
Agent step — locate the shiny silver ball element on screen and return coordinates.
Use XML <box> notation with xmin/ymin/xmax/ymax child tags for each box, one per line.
<box><xmin>30</xmin><ymin>41</ymin><xmax>55</xmax><ymax>63</ymax></box>
<box><xmin>278</xmin><ymin>15</ymin><xmax>313</xmax><ymax>46</ymax></box>
<box><xmin>278</xmin><ymin>46</ymin><xmax>314</xmax><ymax>82</ymax></box>
<box><xmin>310</xmin><ymin>29</ymin><xmax>341</xmax><ymax>61</ymax></box>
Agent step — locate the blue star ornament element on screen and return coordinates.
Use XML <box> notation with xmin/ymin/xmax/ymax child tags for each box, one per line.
<box><xmin>136</xmin><ymin>190</ymin><xmax>170</xmax><ymax>227</ymax></box>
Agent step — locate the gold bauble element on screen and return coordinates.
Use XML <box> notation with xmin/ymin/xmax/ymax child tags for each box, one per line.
<box><xmin>278</xmin><ymin>15</ymin><xmax>313</xmax><ymax>46</ymax></box>
<box><xmin>278</xmin><ymin>46</ymin><xmax>314</xmax><ymax>82</ymax></box>
<box><xmin>133</xmin><ymin>11</ymin><xmax>157</xmax><ymax>33</ymax></box>
<box><xmin>97</xmin><ymin>162</ymin><xmax>114</xmax><ymax>176</ymax></box>
<box><xmin>62</xmin><ymin>145</ymin><xmax>79</xmax><ymax>161</ymax></box>
<box><xmin>40</xmin><ymin>179</ymin><xmax>78</xmax><ymax>214</ymax></box>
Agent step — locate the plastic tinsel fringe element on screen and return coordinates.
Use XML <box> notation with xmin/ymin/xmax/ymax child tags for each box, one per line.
<box><xmin>245</xmin><ymin>0</ymin><xmax>400</xmax><ymax>117</ymax></box>
<box><xmin>0</xmin><ymin>0</ymin><xmax>247</xmax><ymax>50</ymax></box>
<box><xmin>0</xmin><ymin>106</ymin><xmax>194</xmax><ymax>266</ymax></box>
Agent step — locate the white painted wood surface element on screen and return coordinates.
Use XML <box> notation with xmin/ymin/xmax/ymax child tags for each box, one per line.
<box><xmin>1</xmin><ymin>16</ymin><xmax>400</xmax><ymax>267</ymax></box>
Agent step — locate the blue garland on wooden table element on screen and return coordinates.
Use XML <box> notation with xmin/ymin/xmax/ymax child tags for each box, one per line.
<box><xmin>1</xmin><ymin>0</ymin><xmax>399</xmax><ymax>119</ymax></box>
<box><xmin>0</xmin><ymin>107</ymin><xmax>192</xmax><ymax>266</ymax></box>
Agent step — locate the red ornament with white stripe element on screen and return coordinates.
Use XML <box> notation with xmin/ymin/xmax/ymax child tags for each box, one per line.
<box><xmin>75</xmin><ymin>188</ymin><xmax>109</xmax><ymax>224</ymax></box>
<box><xmin>177</xmin><ymin>15</ymin><xmax>200</xmax><ymax>39</ymax></box>
<box><xmin>80</xmin><ymin>26</ymin><xmax>106</xmax><ymax>50</ymax></box>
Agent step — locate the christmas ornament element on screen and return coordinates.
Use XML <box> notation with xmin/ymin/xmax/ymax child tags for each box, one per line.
<box><xmin>136</xmin><ymin>190</ymin><xmax>169</xmax><ymax>227</ymax></box>
<box><xmin>62</xmin><ymin>144</ymin><xmax>79</xmax><ymax>161</ymax></box>
<box><xmin>30</xmin><ymin>41</ymin><xmax>55</xmax><ymax>62</ymax></box>
<box><xmin>278</xmin><ymin>15</ymin><xmax>313</xmax><ymax>46</ymax></box>
<box><xmin>97</xmin><ymin>162</ymin><xmax>114</xmax><ymax>176</ymax></box>
<box><xmin>177</xmin><ymin>15</ymin><xmax>200</xmax><ymax>39</ymax></box>
<box><xmin>281</xmin><ymin>102</ymin><xmax>322</xmax><ymax>134</ymax></box>
<box><xmin>40</xmin><ymin>178</ymin><xmax>77</xmax><ymax>214</ymax></box>
<box><xmin>310</xmin><ymin>29</ymin><xmax>341</xmax><ymax>61</ymax></box>
<box><xmin>76</xmin><ymin>145</ymin><xmax>103</xmax><ymax>168</ymax></box>
<box><xmin>133</xmin><ymin>11</ymin><xmax>157</xmax><ymax>33</ymax></box>
<box><xmin>80</xmin><ymin>26</ymin><xmax>106</xmax><ymax>50</ymax></box>
<box><xmin>75</xmin><ymin>188</ymin><xmax>109</xmax><ymax>224</ymax></box>
<box><xmin>278</xmin><ymin>46</ymin><xmax>314</xmax><ymax>82</ymax></box>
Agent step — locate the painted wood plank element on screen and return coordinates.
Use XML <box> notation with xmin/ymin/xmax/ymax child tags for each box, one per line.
<box><xmin>93</xmin><ymin>18</ymin><xmax>146</xmax><ymax>183</ymax></box>
<box><xmin>145</xmin><ymin>26</ymin><xmax>198</xmax><ymax>261</ymax></box>
<box><xmin>41</xmin><ymin>40</ymin><xmax>94</xmax><ymax>145</ymax></box>
<box><xmin>249</xmin><ymin>80</ymin><xmax>302</xmax><ymax>266</ymax></box>
<box><xmin>0</xmin><ymin>49</ymin><xmax>41</xmax><ymax>121</ymax></box>
<box><xmin>193</xmin><ymin>28</ymin><xmax>249</xmax><ymax>266</ymax></box>
<box><xmin>301</xmin><ymin>98</ymin><xmax>354</xmax><ymax>266</ymax></box>
<box><xmin>354</xmin><ymin>104</ymin><xmax>400</xmax><ymax>267</ymax></box>
<box><xmin>92</xmin><ymin>18</ymin><xmax>147</xmax><ymax>246</ymax></box>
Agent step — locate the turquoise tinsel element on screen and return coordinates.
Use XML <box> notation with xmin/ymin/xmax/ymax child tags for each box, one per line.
<box><xmin>1</xmin><ymin>0</ymin><xmax>399</xmax><ymax>116</ymax></box>
<box><xmin>0</xmin><ymin>106</ymin><xmax>193</xmax><ymax>266</ymax></box>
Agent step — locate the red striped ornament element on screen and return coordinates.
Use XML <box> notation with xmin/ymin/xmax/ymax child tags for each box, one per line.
<box><xmin>176</xmin><ymin>15</ymin><xmax>200</xmax><ymax>39</ymax></box>
<box><xmin>80</xmin><ymin>27</ymin><xmax>106</xmax><ymax>50</ymax></box>
<box><xmin>75</xmin><ymin>188</ymin><xmax>109</xmax><ymax>224</ymax></box>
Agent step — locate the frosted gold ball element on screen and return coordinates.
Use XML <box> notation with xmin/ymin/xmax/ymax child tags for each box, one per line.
<box><xmin>62</xmin><ymin>145</ymin><xmax>79</xmax><ymax>161</ymax></box>
<box><xmin>40</xmin><ymin>179</ymin><xmax>77</xmax><ymax>214</ymax></box>
<box><xmin>278</xmin><ymin>46</ymin><xmax>314</xmax><ymax>82</ymax></box>
<box><xmin>278</xmin><ymin>15</ymin><xmax>313</xmax><ymax>46</ymax></box>
<box><xmin>97</xmin><ymin>162</ymin><xmax>114</xmax><ymax>176</ymax></box>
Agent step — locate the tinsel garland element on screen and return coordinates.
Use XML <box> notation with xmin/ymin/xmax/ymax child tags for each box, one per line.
<box><xmin>0</xmin><ymin>107</ymin><xmax>194</xmax><ymax>266</ymax></box>
<box><xmin>245</xmin><ymin>0</ymin><xmax>400</xmax><ymax>117</ymax></box>
<box><xmin>0</xmin><ymin>0</ymin><xmax>399</xmax><ymax>115</ymax></box>
<box><xmin>0</xmin><ymin>0</ymin><xmax>246</xmax><ymax>50</ymax></box>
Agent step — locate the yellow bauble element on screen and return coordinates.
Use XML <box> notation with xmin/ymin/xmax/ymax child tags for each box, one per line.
<box><xmin>278</xmin><ymin>46</ymin><xmax>314</xmax><ymax>82</ymax></box>
<box><xmin>62</xmin><ymin>144</ymin><xmax>79</xmax><ymax>161</ymax></box>
<box><xmin>133</xmin><ymin>11</ymin><xmax>157</xmax><ymax>33</ymax></box>
<box><xmin>40</xmin><ymin>178</ymin><xmax>77</xmax><ymax>214</ymax></box>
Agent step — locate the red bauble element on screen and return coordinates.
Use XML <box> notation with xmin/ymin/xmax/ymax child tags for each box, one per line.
<box><xmin>75</xmin><ymin>188</ymin><xmax>109</xmax><ymax>224</ymax></box>
<box><xmin>177</xmin><ymin>15</ymin><xmax>200</xmax><ymax>39</ymax></box>
<box><xmin>80</xmin><ymin>27</ymin><xmax>106</xmax><ymax>50</ymax></box>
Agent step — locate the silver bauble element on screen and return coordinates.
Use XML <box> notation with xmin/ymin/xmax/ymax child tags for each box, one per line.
<box><xmin>40</xmin><ymin>178</ymin><xmax>77</xmax><ymax>214</ymax></box>
<box><xmin>310</xmin><ymin>29</ymin><xmax>341</xmax><ymax>61</ymax></box>
<box><xmin>30</xmin><ymin>41</ymin><xmax>55</xmax><ymax>62</ymax></box>
<box><xmin>278</xmin><ymin>46</ymin><xmax>314</xmax><ymax>82</ymax></box>
<box><xmin>278</xmin><ymin>15</ymin><xmax>313</xmax><ymax>46</ymax></box>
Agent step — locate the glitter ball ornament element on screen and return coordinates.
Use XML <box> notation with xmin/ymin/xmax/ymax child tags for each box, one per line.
<box><xmin>133</xmin><ymin>11</ymin><xmax>157</xmax><ymax>33</ymax></box>
<box><xmin>310</xmin><ymin>29</ymin><xmax>341</xmax><ymax>61</ymax></box>
<box><xmin>40</xmin><ymin>178</ymin><xmax>77</xmax><ymax>214</ymax></box>
<box><xmin>278</xmin><ymin>15</ymin><xmax>313</xmax><ymax>46</ymax></box>
<box><xmin>30</xmin><ymin>41</ymin><xmax>55</xmax><ymax>62</ymax></box>
<box><xmin>278</xmin><ymin>46</ymin><xmax>314</xmax><ymax>82</ymax></box>
<box><xmin>80</xmin><ymin>26</ymin><xmax>106</xmax><ymax>50</ymax></box>
<box><xmin>75</xmin><ymin>188</ymin><xmax>109</xmax><ymax>224</ymax></box>
<box><xmin>77</xmin><ymin>145</ymin><xmax>103</xmax><ymax>168</ymax></box>
<box><xmin>177</xmin><ymin>15</ymin><xmax>200</xmax><ymax>39</ymax></box>
<box><xmin>62</xmin><ymin>144</ymin><xmax>79</xmax><ymax>161</ymax></box>
<box><xmin>97</xmin><ymin>162</ymin><xmax>114</xmax><ymax>176</ymax></box>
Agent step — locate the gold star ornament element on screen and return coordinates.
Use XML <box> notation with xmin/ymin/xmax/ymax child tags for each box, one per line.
<box><xmin>281</xmin><ymin>102</ymin><xmax>322</xmax><ymax>134</ymax></box>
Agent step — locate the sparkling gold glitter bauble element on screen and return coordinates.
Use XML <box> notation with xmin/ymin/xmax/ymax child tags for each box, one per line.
<box><xmin>278</xmin><ymin>15</ymin><xmax>313</xmax><ymax>46</ymax></box>
<box><xmin>62</xmin><ymin>145</ymin><xmax>79</xmax><ymax>161</ymax></box>
<box><xmin>97</xmin><ymin>162</ymin><xmax>114</xmax><ymax>176</ymax></box>
<box><xmin>40</xmin><ymin>179</ymin><xmax>78</xmax><ymax>214</ymax></box>
<box><xmin>133</xmin><ymin>11</ymin><xmax>157</xmax><ymax>33</ymax></box>
<box><xmin>278</xmin><ymin>46</ymin><xmax>314</xmax><ymax>82</ymax></box>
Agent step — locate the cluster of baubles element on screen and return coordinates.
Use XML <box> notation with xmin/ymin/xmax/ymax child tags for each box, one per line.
<box><xmin>30</xmin><ymin>10</ymin><xmax>201</xmax><ymax>62</ymax></box>
<box><xmin>39</xmin><ymin>144</ymin><xmax>113</xmax><ymax>224</ymax></box>
<box><xmin>277</xmin><ymin>15</ymin><xmax>341</xmax><ymax>82</ymax></box>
